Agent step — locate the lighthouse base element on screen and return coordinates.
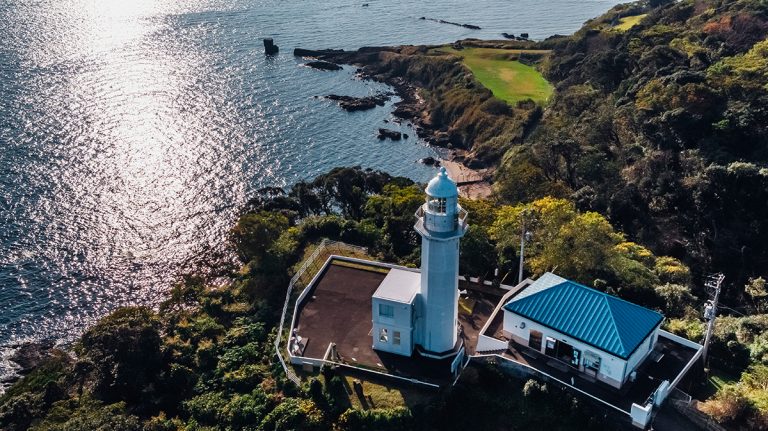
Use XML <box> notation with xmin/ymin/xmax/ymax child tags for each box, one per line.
<box><xmin>415</xmin><ymin>337</ymin><xmax>464</xmax><ymax>360</ymax></box>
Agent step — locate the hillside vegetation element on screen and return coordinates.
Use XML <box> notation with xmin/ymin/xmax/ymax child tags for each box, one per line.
<box><xmin>3</xmin><ymin>0</ymin><xmax>768</xmax><ymax>429</ymax></box>
<box><xmin>495</xmin><ymin>0</ymin><xmax>768</xmax><ymax>302</ymax></box>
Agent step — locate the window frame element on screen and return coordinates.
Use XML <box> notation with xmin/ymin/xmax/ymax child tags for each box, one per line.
<box><xmin>379</xmin><ymin>303</ymin><xmax>394</xmax><ymax>318</ymax></box>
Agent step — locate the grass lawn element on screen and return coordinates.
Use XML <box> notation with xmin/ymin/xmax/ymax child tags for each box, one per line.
<box><xmin>698</xmin><ymin>369</ymin><xmax>740</xmax><ymax>400</ymax></box>
<box><xmin>439</xmin><ymin>47</ymin><xmax>553</xmax><ymax>105</ymax></box>
<box><xmin>314</xmin><ymin>372</ymin><xmax>434</xmax><ymax>410</ymax></box>
<box><xmin>613</xmin><ymin>14</ymin><xmax>647</xmax><ymax>31</ymax></box>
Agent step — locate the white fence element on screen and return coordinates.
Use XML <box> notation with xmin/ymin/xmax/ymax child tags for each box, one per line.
<box><xmin>274</xmin><ymin>239</ymin><xmax>369</xmax><ymax>386</ymax></box>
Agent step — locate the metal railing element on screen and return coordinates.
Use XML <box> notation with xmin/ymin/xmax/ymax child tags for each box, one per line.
<box><xmin>414</xmin><ymin>205</ymin><xmax>469</xmax><ymax>231</ymax></box>
<box><xmin>273</xmin><ymin>239</ymin><xmax>370</xmax><ymax>386</ymax></box>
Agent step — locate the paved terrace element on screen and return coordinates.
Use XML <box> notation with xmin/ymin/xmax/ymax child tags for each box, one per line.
<box><xmin>292</xmin><ymin>260</ymin><xmax>453</xmax><ymax>386</ymax></box>
<box><xmin>457</xmin><ymin>279</ymin><xmax>505</xmax><ymax>355</ymax></box>
<box><xmin>501</xmin><ymin>335</ymin><xmax>698</xmax><ymax>412</ymax></box>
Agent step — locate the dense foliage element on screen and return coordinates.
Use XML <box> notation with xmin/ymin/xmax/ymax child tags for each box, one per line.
<box><xmin>495</xmin><ymin>0</ymin><xmax>768</xmax><ymax>306</ymax></box>
<box><xmin>0</xmin><ymin>168</ymin><xmax>627</xmax><ymax>431</ymax></box>
<box><xmin>4</xmin><ymin>0</ymin><xmax>768</xmax><ymax>428</ymax></box>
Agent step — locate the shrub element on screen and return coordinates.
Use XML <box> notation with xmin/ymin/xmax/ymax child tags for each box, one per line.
<box><xmin>699</xmin><ymin>385</ymin><xmax>750</xmax><ymax>424</ymax></box>
<box><xmin>335</xmin><ymin>407</ymin><xmax>414</xmax><ymax>431</ymax></box>
<box><xmin>78</xmin><ymin>307</ymin><xmax>162</xmax><ymax>404</ymax></box>
<box><xmin>258</xmin><ymin>398</ymin><xmax>325</xmax><ymax>431</ymax></box>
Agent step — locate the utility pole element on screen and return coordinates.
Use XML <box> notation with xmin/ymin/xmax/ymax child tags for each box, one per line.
<box><xmin>702</xmin><ymin>273</ymin><xmax>725</xmax><ymax>365</ymax></box>
<box><xmin>518</xmin><ymin>210</ymin><xmax>532</xmax><ymax>284</ymax></box>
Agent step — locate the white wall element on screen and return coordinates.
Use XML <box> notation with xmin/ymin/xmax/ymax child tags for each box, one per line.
<box><xmin>418</xmin><ymin>236</ymin><xmax>460</xmax><ymax>353</ymax></box>
<box><xmin>503</xmin><ymin>310</ymin><xmax>627</xmax><ymax>388</ymax></box>
<box><xmin>630</xmin><ymin>403</ymin><xmax>652</xmax><ymax>428</ymax></box>
<box><xmin>623</xmin><ymin>327</ymin><xmax>659</xmax><ymax>382</ymax></box>
<box><xmin>476</xmin><ymin>334</ymin><xmax>508</xmax><ymax>352</ymax></box>
<box><xmin>372</xmin><ymin>297</ymin><xmax>414</xmax><ymax>356</ymax></box>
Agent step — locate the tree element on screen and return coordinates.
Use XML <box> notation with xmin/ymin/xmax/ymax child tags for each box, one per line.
<box><xmin>231</xmin><ymin>211</ymin><xmax>289</xmax><ymax>263</ymax></box>
<box><xmin>490</xmin><ymin>197</ymin><xmax>687</xmax><ymax>307</ymax></box>
<box><xmin>78</xmin><ymin>307</ymin><xmax>162</xmax><ymax>405</ymax></box>
<box><xmin>745</xmin><ymin>277</ymin><xmax>767</xmax><ymax>313</ymax></box>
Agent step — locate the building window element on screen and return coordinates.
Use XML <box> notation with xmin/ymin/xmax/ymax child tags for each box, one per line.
<box><xmin>379</xmin><ymin>328</ymin><xmax>388</xmax><ymax>343</ymax></box>
<box><xmin>584</xmin><ymin>350</ymin><xmax>601</xmax><ymax>372</ymax></box>
<box><xmin>545</xmin><ymin>337</ymin><xmax>557</xmax><ymax>356</ymax></box>
<box><xmin>379</xmin><ymin>304</ymin><xmax>394</xmax><ymax>318</ymax></box>
<box><xmin>428</xmin><ymin>197</ymin><xmax>447</xmax><ymax>214</ymax></box>
<box><xmin>393</xmin><ymin>331</ymin><xmax>401</xmax><ymax>345</ymax></box>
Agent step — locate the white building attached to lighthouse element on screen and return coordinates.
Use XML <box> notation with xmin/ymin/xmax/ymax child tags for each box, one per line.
<box><xmin>372</xmin><ymin>167</ymin><xmax>468</xmax><ymax>358</ymax></box>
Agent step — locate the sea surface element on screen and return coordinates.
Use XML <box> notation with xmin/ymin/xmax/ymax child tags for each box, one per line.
<box><xmin>0</xmin><ymin>0</ymin><xmax>617</xmax><ymax>383</ymax></box>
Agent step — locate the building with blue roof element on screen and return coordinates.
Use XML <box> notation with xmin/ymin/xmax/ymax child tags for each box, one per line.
<box><xmin>502</xmin><ymin>272</ymin><xmax>664</xmax><ymax>389</ymax></box>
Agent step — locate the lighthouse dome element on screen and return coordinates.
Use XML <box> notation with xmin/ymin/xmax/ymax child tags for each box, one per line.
<box><xmin>425</xmin><ymin>167</ymin><xmax>458</xmax><ymax>198</ymax></box>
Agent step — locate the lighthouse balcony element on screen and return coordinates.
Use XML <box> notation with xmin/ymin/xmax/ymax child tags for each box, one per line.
<box><xmin>414</xmin><ymin>206</ymin><xmax>468</xmax><ymax>238</ymax></box>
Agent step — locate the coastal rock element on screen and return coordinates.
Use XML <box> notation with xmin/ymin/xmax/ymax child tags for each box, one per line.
<box><xmin>420</xmin><ymin>156</ymin><xmax>440</xmax><ymax>166</ymax></box>
<box><xmin>501</xmin><ymin>32</ymin><xmax>515</xmax><ymax>39</ymax></box>
<box><xmin>305</xmin><ymin>60</ymin><xmax>343</xmax><ymax>71</ymax></box>
<box><xmin>294</xmin><ymin>48</ymin><xmax>346</xmax><ymax>57</ymax></box>
<box><xmin>263</xmin><ymin>38</ymin><xmax>279</xmax><ymax>55</ymax></box>
<box><xmin>10</xmin><ymin>341</ymin><xmax>55</xmax><ymax>374</ymax></box>
<box><xmin>325</xmin><ymin>94</ymin><xmax>390</xmax><ymax>111</ymax></box>
<box><xmin>392</xmin><ymin>104</ymin><xmax>419</xmax><ymax>119</ymax></box>
<box><xmin>420</xmin><ymin>17</ymin><xmax>481</xmax><ymax>30</ymax></box>
<box><xmin>520</xmin><ymin>32</ymin><xmax>529</xmax><ymax>39</ymax></box>
<box><xmin>429</xmin><ymin>131</ymin><xmax>451</xmax><ymax>147</ymax></box>
<box><xmin>1</xmin><ymin>374</ymin><xmax>19</xmax><ymax>385</ymax></box>
<box><xmin>377</xmin><ymin>128</ymin><xmax>402</xmax><ymax>141</ymax></box>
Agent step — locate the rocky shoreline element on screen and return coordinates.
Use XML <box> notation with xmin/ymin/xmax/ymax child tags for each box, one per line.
<box><xmin>295</xmin><ymin>48</ymin><xmax>448</xmax><ymax>148</ymax></box>
<box><xmin>294</xmin><ymin>45</ymin><xmax>493</xmax><ymax>197</ymax></box>
<box><xmin>0</xmin><ymin>341</ymin><xmax>62</xmax><ymax>391</ymax></box>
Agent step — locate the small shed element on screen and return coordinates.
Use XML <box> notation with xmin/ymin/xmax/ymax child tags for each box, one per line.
<box><xmin>372</xmin><ymin>268</ymin><xmax>420</xmax><ymax>356</ymax></box>
<box><xmin>503</xmin><ymin>273</ymin><xmax>663</xmax><ymax>388</ymax></box>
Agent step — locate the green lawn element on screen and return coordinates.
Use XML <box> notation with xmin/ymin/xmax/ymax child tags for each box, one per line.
<box><xmin>699</xmin><ymin>370</ymin><xmax>739</xmax><ymax>400</ymax></box>
<box><xmin>614</xmin><ymin>14</ymin><xmax>647</xmax><ymax>31</ymax></box>
<box><xmin>440</xmin><ymin>47</ymin><xmax>553</xmax><ymax>105</ymax></box>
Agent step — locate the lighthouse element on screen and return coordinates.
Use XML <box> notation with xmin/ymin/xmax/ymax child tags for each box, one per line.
<box><xmin>371</xmin><ymin>167</ymin><xmax>468</xmax><ymax>358</ymax></box>
<box><xmin>414</xmin><ymin>167</ymin><xmax>468</xmax><ymax>355</ymax></box>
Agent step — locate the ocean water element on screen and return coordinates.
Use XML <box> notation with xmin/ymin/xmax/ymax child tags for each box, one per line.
<box><xmin>0</xmin><ymin>0</ymin><xmax>617</xmax><ymax>382</ymax></box>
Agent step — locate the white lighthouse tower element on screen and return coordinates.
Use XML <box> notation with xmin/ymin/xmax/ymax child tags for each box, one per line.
<box><xmin>414</xmin><ymin>167</ymin><xmax>468</xmax><ymax>355</ymax></box>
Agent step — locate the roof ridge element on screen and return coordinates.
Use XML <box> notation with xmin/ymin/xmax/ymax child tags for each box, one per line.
<box><xmin>603</xmin><ymin>294</ymin><xmax>628</xmax><ymax>356</ymax></box>
<box><xmin>565</xmin><ymin>279</ymin><xmax>664</xmax><ymax>318</ymax></box>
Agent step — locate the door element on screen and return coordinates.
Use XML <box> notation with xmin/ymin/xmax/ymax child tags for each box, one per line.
<box><xmin>528</xmin><ymin>330</ymin><xmax>543</xmax><ymax>352</ymax></box>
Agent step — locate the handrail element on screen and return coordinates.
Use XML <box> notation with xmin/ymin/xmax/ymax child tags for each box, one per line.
<box><xmin>274</xmin><ymin>240</ymin><xmax>370</xmax><ymax>386</ymax></box>
<box><xmin>274</xmin><ymin>239</ymin><xmax>330</xmax><ymax>386</ymax></box>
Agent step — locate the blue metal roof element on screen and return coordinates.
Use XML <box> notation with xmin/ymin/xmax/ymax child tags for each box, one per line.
<box><xmin>504</xmin><ymin>277</ymin><xmax>663</xmax><ymax>359</ymax></box>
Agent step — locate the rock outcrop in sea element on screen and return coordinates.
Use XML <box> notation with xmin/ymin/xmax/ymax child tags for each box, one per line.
<box><xmin>325</xmin><ymin>94</ymin><xmax>390</xmax><ymax>111</ymax></box>
<box><xmin>305</xmin><ymin>60</ymin><xmax>343</xmax><ymax>71</ymax></box>
<box><xmin>377</xmin><ymin>128</ymin><xmax>402</xmax><ymax>140</ymax></box>
<box><xmin>263</xmin><ymin>38</ymin><xmax>279</xmax><ymax>55</ymax></box>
